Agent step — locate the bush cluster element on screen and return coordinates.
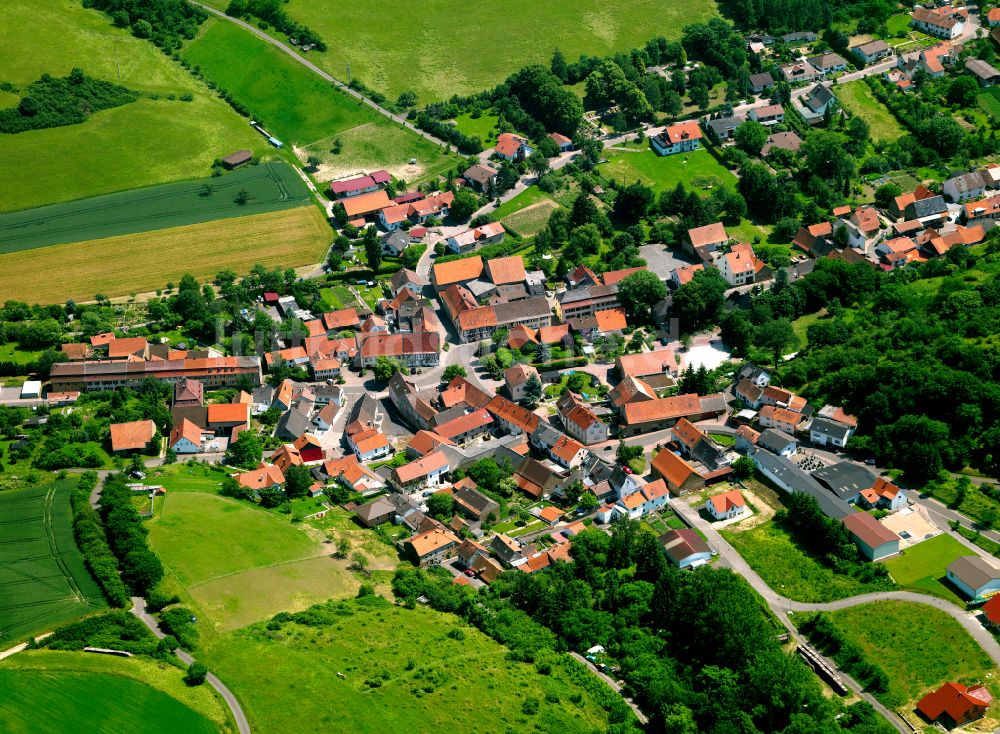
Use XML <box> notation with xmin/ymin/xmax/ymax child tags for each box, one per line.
<box><xmin>0</xmin><ymin>69</ymin><xmax>138</xmax><ymax>134</ymax></box>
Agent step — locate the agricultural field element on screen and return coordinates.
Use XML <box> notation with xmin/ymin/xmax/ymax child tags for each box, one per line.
<box><xmin>0</xmin><ymin>650</ymin><xmax>231</xmax><ymax>734</ymax></box>
<box><xmin>883</xmin><ymin>533</ymin><xmax>969</xmax><ymax>605</ymax></box>
<box><xmin>0</xmin><ymin>1</ymin><xmax>266</xmax><ymax>213</ymax></box>
<box><xmin>0</xmin><ymin>206</ymin><xmax>330</xmax><ymax>304</ymax></box>
<box><xmin>202</xmin><ymin>597</ymin><xmax>625</xmax><ymax>734</ymax></box>
<box><xmin>491</xmin><ymin>187</ymin><xmax>561</xmax><ymax>237</ymax></box>
<box><xmin>0</xmin><ymin>481</ymin><xmax>107</xmax><ymax>642</ymax></box>
<box><xmin>979</xmin><ymin>87</ymin><xmax>1000</xmax><ymax>122</ymax></box>
<box><xmin>148</xmin><ymin>491</ymin><xmax>398</xmax><ymax>633</ymax></box>
<box><xmin>183</xmin><ymin>20</ymin><xmax>462</xmax><ymax>184</ymax></box>
<box><xmin>0</xmin><ymin>162</ymin><xmax>312</xmax><ymax>253</ymax></box>
<box><xmin>722</xmin><ymin>520</ymin><xmax>891</xmax><ymax>602</ymax></box>
<box><xmin>204</xmin><ymin>0</ymin><xmax>719</xmax><ymax>102</ymax></box>
<box><xmin>821</xmin><ymin>601</ymin><xmax>997</xmax><ymax>709</ymax></box>
<box><xmin>600</xmin><ymin>147</ymin><xmax>735</xmax><ymax>194</ymax></box>
<box><xmin>835</xmin><ymin>81</ymin><xmax>905</xmax><ymax>142</ymax></box>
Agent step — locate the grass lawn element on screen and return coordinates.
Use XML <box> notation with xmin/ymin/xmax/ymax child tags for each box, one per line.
<box><xmin>148</xmin><ymin>492</ymin><xmax>396</xmax><ymax>633</ymax></box>
<box><xmin>0</xmin><ymin>162</ymin><xmax>312</xmax><ymax>254</ymax></box>
<box><xmin>0</xmin><ymin>481</ymin><xmax>107</xmax><ymax>642</ymax></box>
<box><xmin>600</xmin><ymin>147</ymin><xmax>736</xmax><ymax>194</ymax></box>
<box><xmin>791</xmin><ymin>311</ymin><xmax>824</xmax><ymax>346</ymax></box>
<box><xmin>145</xmin><ymin>464</ymin><xmax>229</xmax><ymax>494</ymax></box>
<box><xmin>722</xmin><ymin>520</ymin><xmax>893</xmax><ymax>603</ymax></box>
<box><xmin>835</xmin><ymin>81</ymin><xmax>905</xmax><ymax>142</ymax></box>
<box><xmin>452</xmin><ymin>112</ymin><xmax>501</xmax><ymax>144</ymax></box>
<box><xmin>0</xmin><ymin>650</ymin><xmax>231</xmax><ymax>733</ymax></box>
<box><xmin>0</xmin><ymin>2</ymin><xmax>267</xmax><ymax>214</ymax></box>
<box><xmin>493</xmin><ymin>188</ymin><xmax>561</xmax><ymax>238</ymax></box>
<box><xmin>184</xmin><ymin>20</ymin><xmax>462</xmax><ymax>185</ymax></box>
<box><xmin>708</xmin><ymin>432</ymin><xmax>735</xmax><ymax>446</ymax></box>
<box><xmin>823</xmin><ymin>601</ymin><xmax>996</xmax><ymax>708</ymax></box>
<box><xmin>885</xmin><ymin>13</ymin><xmax>914</xmax><ymax>36</ymax></box>
<box><xmin>0</xmin><ymin>343</ymin><xmax>44</xmax><ymax>365</ymax></box>
<box><xmin>203</xmin><ymin>596</ymin><xmax>624</xmax><ymax>734</ymax></box>
<box><xmin>0</xmin><ymin>206</ymin><xmax>330</xmax><ymax>303</ymax></box>
<box><xmin>884</xmin><ymin>534</ymin><xmax>972</xmax><ymax>605</ymax></box>
<box><xmin>228</xmin><ymin>0</ymin><xmax>720</xmax><ymax>102</ymax></box>
<box><xmin>493</xmin><ymin>187</ymin><xmax>556</xmax><ymax>219</ymax></box>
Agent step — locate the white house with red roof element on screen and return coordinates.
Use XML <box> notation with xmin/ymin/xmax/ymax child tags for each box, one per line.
<box><xmin>705</xmin><ymin>489</ymin><xmax>747</xmax><ymax>521</ymax></box>
<box><xmin>650</xmin><ymin>121</ymin><xmax>702</xmax><ymax>156</ymax></box>
<box><xmin>328</xmin><ymin>170</ymin><xmax>390</xmax><ymax>199</ymax></box>
<box><xmin>494</xmin><ymin>133</ymin><xmax>532</xmax><ymax>161</ymax></box>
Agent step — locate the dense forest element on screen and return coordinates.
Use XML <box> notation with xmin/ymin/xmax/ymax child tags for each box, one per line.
<box><xmin>84</xmin><ymin>0</ymin><xmax>206</xmax><ymax>50</ymax></box>
<box><xmin>394</xmin><ymin>522</ymin><xmax>893</xmax><ymax>734</ymax></box>
<box><xmin>0</xmin><ymin>69</ymin><xmax>138</xmax><ymax>134</ymax></box>
<box><xmin>724</xmin><ymin>0</ymin><xmax>896</xmax><ymax>35</ymax></box>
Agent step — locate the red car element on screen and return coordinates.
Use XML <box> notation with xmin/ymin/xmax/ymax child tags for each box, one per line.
<box><xmin>463</xmin><ymin>569</ymin><xmax>475</xmax><ymax>577</ymax></box>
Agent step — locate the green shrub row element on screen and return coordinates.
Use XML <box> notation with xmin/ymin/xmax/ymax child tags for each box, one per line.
<box><xmin>70</xmin><ymin>472</ymin><xmax>131</xmax><ymax>608</ymax></box>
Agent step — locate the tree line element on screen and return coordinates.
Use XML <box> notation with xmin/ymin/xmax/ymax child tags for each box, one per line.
<box><xmin>0</xmin><ymin>69</ymin><xmax>138</xmax><ymax>134</ymax></box>
<box><xmin>71</xmin><ymin>472</ymin><xmax>131</xmax><ymax>607</ymax></box>
<box><xmin>97</xmin><ymin>473</ymin><xmax>164</xmax><ymax>595</ymax></box>
<box><xmin>85</xmin><ymin>0</ymin><xmax>207</xmax><ymax>51</ymax></box>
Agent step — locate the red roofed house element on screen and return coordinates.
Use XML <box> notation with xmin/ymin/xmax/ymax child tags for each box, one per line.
<box><xmin>622</xmin><ymin>393</ymin><xmax>726</xmax><ymax>437</ymax></box>
<box><xmin>650</xmin><ymin>120</ymin><xmax>702</xmax><ymax>156</ymax></box>
<box><xmin>109</xmin><ymin>420</ymin><xmax>157</xmax><ymax>454</ymax></box>
<box><xmin>842</xmin><ymin>512</ymin><xmax>900</xmax><ymax>560</ymax></box>
<box><xmin>391</xmin><ymin>450</ymin><xmax>449</xmax><ymax>490</ymax></box>
<box><xmin>549</xmin><ymin>434</ymin><xmax>588</xmax><ymax>470</ymax></box>
<box><xmin>236</xmin><ymin>463</ymin><xmax>285</xmax><ymax>495</ymax></box>
<box><xmin>328</xmin><ymin>170</ymin><xmax>390</xmax><ymax>198</ymax></box>
<box><xmin>686</xmin><ymin>222</ymin><xmax>728</xmax><ymax>254</ymax></box>
<box><xmin>494</xmin><ymin>133</ymin><xmax>532</xmax><ymax>161</ymax></box>
<box><xmin>549</xmin><ymin>132</ymin><xmax>573</xmax><ymax>151</ymax></box>
<box><xmin>206</xmin><ymin>402</ymin><xmax>250</xmax><ymax>435</ymax></box>
<box><xmin>434</xmin><ymin>409</ymin><xmax>494</xmax><ymax>445</ymax></box>
<box><xmin>486</xmin><ymin>395</ymin><xmax>540</xmax><ymax>436</ymax></box>
<box><xmin>916</xmin><ymin>682</ymin><xmax>991</xmax><ymax>727</ymax></box>
<box><xmin>758</xmin><ymin>405</ymin><xmax>807</xmax><ymax>434</ymax></box>
<box><xmin>169</xmin><ymin>418</ymin><xmax>207</xmax><ymax>454</ymax></box>
<box><xmin>718</xmin><ymin>242</ymin><xmax>768</xmax><ymax>286</ymax></box>
<box><xmin>107</xmin><ymin>337</ymin><xmax>149</xmax><ymax>360</ymax></box>
<box><xmin>705</xmin><ymin>489</ymin><xmax>747</xmax><ymax>520</ymax></box>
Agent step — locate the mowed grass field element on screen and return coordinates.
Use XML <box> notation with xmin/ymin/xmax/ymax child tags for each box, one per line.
<box><xmin>980</xmin><ymin>87</ymin><xmax>1000</xmax><ymax>122</ymax></box>
<box><xmin>823</xmin><ymin>601</ymin><xmax>997</xmax><ymax>708</ymax></box>
<box><xmin>0</xmin><ymin>206</ymin><xmax>330</xmax><ymax>303</ymax></box>
<box><xmin>237</xmin><ymin>0</ymin><xmax>719</xmax><ymax>101</ymax></box>
<box><xmin>0</xmin><ymin>650</ymin><xmax>231</xmax><ymax>733</ymax></box>
<box><xmin>835</xmin><ymin>81</ymin><xmax>905</xmax><ymax>142</ymax></box>
<box><xmin>601</xmin><ymin>148</ymin><xmax>736</xmax><ymax>194</ymax></box>
<box><xmin>0</xmin><ymin>1</ymin><xmax>267</xmax><ymax>213</ymax></box>
<box><xmin>203</xmin><ymin>597</ymin><xmax>623</xmax><ymax>734</ymax></box>
<box><xmin>148</xmin><ymin>492</ymin><xmax>397</xmax><ymax>633</ymax></box>
<box><xmin>884</xmin><ymin>533</ymin><xmax>968</xmax><ymax>605</ymax></box>
<box><xmin>0</xmin><ymin>481</ymin><xmax>107</xmax><ymax>642</ymax></box>
<box><xmin>183</xmin><ymin>20</ymin><xmax>462</xmax><ymax>184</ymax></box>
<box><xmin>0</xmin><ymin>162</ymin><xmax>311</xmax><ymax>253</ymax></box>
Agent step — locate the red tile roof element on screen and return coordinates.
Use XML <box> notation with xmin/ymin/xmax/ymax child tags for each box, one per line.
<box><xmin>652</xmin><ymin>448</ymin><xmax>700</xmax><ymax>491</ymax></box>
<box><xmin>108</xmin><ymin>337</ymin><xmax>147</xmax><ymax>359</ymax></box>
<box><xmin>688</xmin><ymin>222</ymin><xmax>727</xmax><ymax>248</ymax></box>
<box><xmin>916</xmin><ymin>682</ymin><xmax>991</xmax><ymax>723</ymax></box>
<box><xmin>842</xmin><ymin>512</ymin><xmax>899</xmax><ymax>549</ymax></box>
<box><xmin>624</xmin><ymin>393</ymin><xmax>700</xmax><ymax>426</ymax></box>
<box><xmin>487</xmin><ymin>395</ymin><xmax>541</xmax><ymax>433</ymax></box>
<box><xmin>435</xmin><ymin>409</ymin><xmax>493</xmax><ymax>440</ymax></box>
<box><xmin>109</xmin><ymin>420</ymin><xmax>156</xmax><ymax>451</ymax></box>
<box><xmin>433</xmin><ymin>256</ymin><xmax>485</xmax><ymax>286</ymax></box>
<box><xmin>206</xmin><ymin>402</ymin><xmax>249</xmax><ymax>425</ymax></box>
<box><xmin>709</xmin><ymin>489</ymin><xmax>746</xmax><ymax>515</ymax></box>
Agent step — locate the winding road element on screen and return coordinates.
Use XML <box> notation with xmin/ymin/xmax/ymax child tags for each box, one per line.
<box><xmin>672</xmin><ymin>499</ymin><xmax>1000</xmax><ymax>733</ymax></box>
<box><xmin>130</xmin><ymin>597</ymin><xmax>251</xmax><ymax>734</ymax></box>
<box><xmin>189</xmin><ymin>2</ymin><xmax>450</xmax><ymax>151</ymax></box>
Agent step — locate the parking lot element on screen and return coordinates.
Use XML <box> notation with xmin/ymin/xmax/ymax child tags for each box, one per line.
<box><xmin>639</xmin><ymin>243</ymin><xmax>699</xmax><ymax>280</ymax></box>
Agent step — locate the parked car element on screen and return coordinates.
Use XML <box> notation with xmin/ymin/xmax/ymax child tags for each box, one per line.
<box><xmin>463</xmin><ymin>569</ymin><xmax>475</xmax><ymax>577</ymax></box>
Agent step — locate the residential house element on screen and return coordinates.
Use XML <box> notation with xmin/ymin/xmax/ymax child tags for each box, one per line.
<box><xmin>964</xmin><ymin>194</ymin><xmax>1000</xmax><ymax>225</ymax></box>
<box><xmin>168</xmin><ymin>419</ymin><xmax>206</xmax><ymax>454</ymax></box>
<box><xmin>378</xmin><ymin>191</ymin><xmax>454</xmax><ymax>231</ymax></box>
<box><xmin>556</xmin><ymin>282</ymin><xmax>620</xmax><ymax>321</ymax></box>
<box><xmin>781</xmin><ymin>61</ymin><xmax>821</xmax><ymax>84</ymax></box>
<box><xmin>659</xmin><ymin>529</ymin><xmax>712</xmax><ymax>568</ymax></box>
<box><xmin>355</xmin><ymin>332</ymin><xmax>440</xmax><ymax>369</ymax></box>
<box><xmin>944</xmin><ymin>171</ymin><xmax>988</xmax><ymax>202</ymax></box>
<box><xmin>557</xmin><ymin>392</ymin><xmax>609</xmax><ymax>444</ymax></box>
<box><xmin>392</xmin><ymin>450</ymin><xmax>449</xmax><ymax>490</ymax></box>
<box><xmin>404</xmin><ymin>528</ymin><xmax>461</xmax><ymax>566</ymax></box>
<box><xmin>312</xmin><ymin>402</ymin><xmax>339</xmax><ymax>432</ymax></box>
<box><xmin>990</xmin><ymin>7</ymin><xmax>1000</xmax><ymax>26</ymax></box>
<box><xmin>758</xmin><ymin>405</ymin><xmax>807</xmax><ymax>434</ymax></box>
<box><xmin>916</xmin><ymin>683</ymin><xmax>991</xmax><ymax>728</ymax></box>
<box><xmin>946</xmin><ymin>556</ymin><xmax>1000</xmax><ymax>599</ymax></box>
<box><xmin>434</xmin><ymin>409</ymin><xmax>494</xmax><ymax>445</ymax></box>
<box><xmin>322</xmin><ymin>455</ymin><xmax>385</xmax><ymax>496</ymax></box>
<box><xmin>809</xmin><ymin>416</ymin><xmax>855</xmax><ymax>447</ymax></box>
<box><xmin>651</xmin><ymin>448</ymin><xmax>706</xmax><ymax>496</ymax></box>
<box><xmin>391</xmin><ymin>268</ymin><xmax>426</xmax><ymax>298</ymax></box>
<box><xmin>801</xmin><ymin>83</ymin><xmax>837</xmax><ymax>121</ymax></box>
<box><xmin>236</xmin><ymin>463</ymin><xmax>284</xmax><ymax>494</ymax></box>
<box><xmin>649</xmin><ymin>120</ymin><xmax>702</xmax><ymax>156</ymax></box>
<box><xmin>463</xmin><ymin>163</ymin><xmax>498</xmax><ymax>192</ymax></box>
<box><xmin>446</xmin><ymin>222</ymin><xmax>506</xmax><ymax>255</ymax></box>
<box><xmin>548</xmin><ymin>434</ymin><xmax>588</xmax><ymax>470</ymax></box>
<box><xmin>614</xmin><ymin>479</ymin><xmax>670</xmax><ymax>519</ymax></box>
<box><xmin>782</xmin><ymin>31</ymin><xmax>817</xmax><ymax>43</ymax></box>
<box><xmin>494</xmin><ymin>133</ymin><xmax>532</xmax><ymax>161</ymax></box>
<box><xmin>761</xmin><ymin>131</ymin><xmax>803</xmax><ymax>157</ymax></box>
<box><xmin>851</xmin><ymin>39</ymin><xmax>891</xmax><ymax>64</ymax></box>
<box><xmin>109</xmin><ymin>420</ymin><xmax>156</xmax><ymax>454</ymax></box>
<box><xmin>431</xmin><ymin>256</ymin><xmax>485</xmax><ymax>291</ymax></box>
<box><xmin>747</xmin><ymin>103</ymin><xmax>784</xmax><ymax>126</ymax></box>
<box><xmin>704</xmin><ymin>114</ymin><xmax>746</xmax><ymax>141</ymax></box>
<box><xmin>842</xmin><ymin>513</ymin><xmax>900</xmax><ymax>560</ymax></box>
<box><xmin>858</xmin><ymin>477</ymin><xmax>907</xmax><ymax>511</ymax></box>
<box><xmin>341</xmin><ymin>190</ymin><xmax>393</xmax><ymax>222</ymax></box>
<box><xmin>719</xmin><ymin>242</ymin><xmax>768</xmax><ymax>286</ymax></box>
<box><xmin>911</xmin><ymin>6</ymin><xmax>965</xmax><ymax>39</ymax></box>
<box><xmin>706</xmin><ymin>489</ymin><xmax>747</xmax><ymax>520</ymax></box>
<box><xmin>808</xmin><ymin>52</ymin><xmax>849</xmax><ymax>75</ymax></box>
<box><xmin>381</xmin><ymin>229</ymin><xmax>413</xmax><ymax>257</ymax></box>
<box><xmin>608</xmin><ymin>375</ymin><xmax>657</xmax><ymax>415</ymax></box>
<box><xmin>107</xmin><ymin>337</ymin><xmax>148</xmax><ymax>360</ymax></box>
<box><xmin>347</xmin><ymin>428</ymin><xmax>391</xmax><ymax>462</ymax></box>
<box><xmin>749</xmin><ymin>71</ymin><xmax>775</xmax><ymax>93</ymax></box>
<box><xmin>616</xmin><ymin>349</ymin><xmax>680</xmax><ymax>381</ymax></box>
<box><xmin>487</xmin><ymin>395</ymin><xmax>540</xmax><ymax>436</ymax></box>
<box><xmin>490</xmin><ymin>533</ymin><xmax>525</xmax><ymax>567</ymax></box>
<box><xmin>504</xmin><ymin>363</ymin><xmax>540</xmax><ymax>403</ymax></box>
<box><xmin>206</xmin><ymin>403</ymin><xmax>249</xmax><ymax>436</ymax></box>
<box><xmin>355</xmin><ymin>496</ymin><xmax>396</xmax><ymax>527</ymax></box>
<box><xmin>903</xmin><ymin>195</ymin><xmax>948</xmax><ymax>227</ymax></box>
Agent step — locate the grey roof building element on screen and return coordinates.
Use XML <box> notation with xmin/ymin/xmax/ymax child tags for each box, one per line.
<box><xmin>812</xmin><ymin>461</ymin><xmax>877</xmax><ymax>502</ymax></box>
<box><xmin>750</xmin><ymin>449</ymin><xmax>852</xmax><ymax>520</ymax></box>
<box><xmin>809</xmin><ymin>417</ymin><xmax>853</xmax><ymax>444</ymax></box>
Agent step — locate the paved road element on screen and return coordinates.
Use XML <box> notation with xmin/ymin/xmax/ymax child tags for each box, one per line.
<box><xmin>671</xmin><ymin>499</ymin><xmax>1000</xmax><ymax>732</ymax></box>
<box><xmin>190</xmin><ymin>2</ymin><xmax>450</xmax><ymax>150</ymax></box>
<box><xmin>130</xmin><ymin>597</ymin><xmax>251</xmax><ymax>734</ymax></box>
<box><xmin>568</xmin><ymin>651</ymin><xmax>649</xmax><ymax>725</ymax></box>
